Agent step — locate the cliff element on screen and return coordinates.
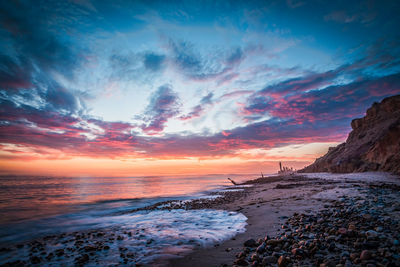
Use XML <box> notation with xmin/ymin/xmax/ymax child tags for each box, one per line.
<box><xmin>300</xmin><ymin>94</ymin><xmax>400</xmax><ymax>174</ymax></box>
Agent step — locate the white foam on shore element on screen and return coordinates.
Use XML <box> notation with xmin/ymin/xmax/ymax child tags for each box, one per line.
<box><xmin>0</xmin><ymin>209</ymin><xmax>247</xmax><ymax>266</ymax></box>
<box><xmin>121</xmin><ymin>209</ymin><xmax>247</xmax><ymax>264</ymax></box>
<box><xmin>236</xmin><ymin>184</ymin><xmax>254</xmax><ymax>187</ymax></box>
<box><xmin>0</xmin><ymin>177</ymin><xmax>254</xmax><ymax>266</ymax></box>
<box><xmin>220</xmin><ymin>188</ymin><xmax>245</xmax><ymax>192</ymax></box>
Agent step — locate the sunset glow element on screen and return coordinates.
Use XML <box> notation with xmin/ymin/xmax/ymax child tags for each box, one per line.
<box><xmin>1</xmin><ymin>1</ymin><xmax>400</xmax><ymax>176</ymax></box>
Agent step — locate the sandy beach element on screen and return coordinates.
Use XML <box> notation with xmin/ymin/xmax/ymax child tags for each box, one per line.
<box><xmin>1</xmin><ymin>172</ymin><xmax>399</xmax><ymax>266</ymax></box>
<box><xmin>168</xmin><ymin>173</ymin><xmax>400</xmax><ymax>267</ymax></box>
<box><xmin>2</xmin><ymin>0</ymin><xmax>400</xmax><ymax>266</ymax></box>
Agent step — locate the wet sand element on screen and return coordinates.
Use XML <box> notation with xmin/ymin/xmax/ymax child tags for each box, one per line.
<box><xmin>167</xmin><ymin>173</ymin><xmax>400</xmax><ymax>267</ymax></box>
<box><xmin>1</xmin><ymin>173</ymin><xmax>399</xmax><ymax>266</ymax></box>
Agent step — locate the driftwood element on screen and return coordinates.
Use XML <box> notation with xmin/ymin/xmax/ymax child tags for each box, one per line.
<box><xmin>227</xmin><ymin>178</ymin><xmax>238</xmax><ymax>185</ymax></box>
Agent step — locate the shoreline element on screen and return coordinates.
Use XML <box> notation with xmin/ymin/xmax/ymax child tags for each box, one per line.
<box><xmin>0</xmin><ymin>176</ymin><xmax>253</xmax><ymax>266</ymax></box>
<box><xmin>0</xmin><ymin>172</ymin><xmax>399</xmax><ymax>266</ymax></box>
<box><xmin>167</xmin><ymin>172</ymin><xmax>400</xmax><ymax>267</ymax></box>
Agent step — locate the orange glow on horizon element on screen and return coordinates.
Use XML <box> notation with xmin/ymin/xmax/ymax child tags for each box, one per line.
<box><xmin>0</xmin><ymin>142</ymin><xmax>339</xmax><ymax>177</ymax></box>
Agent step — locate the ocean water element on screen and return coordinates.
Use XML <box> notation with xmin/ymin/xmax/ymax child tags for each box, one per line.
<box><xmin>0</xmin><ymin>174</ymin><xmax>255</xmax><ymax>265</ymax></box>
<box><xmin>0</xmin><ymin>174</ymin><xmax>255</xmax><ymax>226</ymax></box>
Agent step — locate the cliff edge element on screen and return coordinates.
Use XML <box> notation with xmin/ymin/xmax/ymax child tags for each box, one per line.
<box><xmin>300</xmin><ymin>94</ymin><xmax>400</xmax><ymax>174</ymax></box>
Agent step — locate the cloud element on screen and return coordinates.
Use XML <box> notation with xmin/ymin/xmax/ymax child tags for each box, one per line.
<box><xmin>140</xmin><ymin>85</ymin><xmax>180</xmax><ymax>134</ymax></box>
<box><xmin>220</xmin><ymin>90</ymin><xmax>254</xmax><ymax>99</ymax></box>
<box><xmin>0</xmin><ymin>55</ymin><xmax>33</xmax><ymax>89</ymax></box>
<box><xmin>169</xmin><ymin>40</ymin><xmax>202</xmax><ymax>73</ymax></box>
<box><xmin>44</xmin><ymin>83</ymin><xmax>81</xmax><ymax>114</ymax></box>
<box><xmin>143</xmin><ymin>52</ymin><xmax>166</xmax><ymax>71</ymax></box>
<box><xmin>221</xmin><ymin>130</ymin><xmax>231</xmax><ymax>137</ymax></box>
<box><xmin>0</xmin><ymin>0</ymin><xmax>87</xmax><ymax>122</ymax></box>
<box><xmin>0</xmin><ymin>113</ymin><xmax>345</xmax><ymax>161</ymax></box>
<box><xmin>180</xmin><ymin>92</ymin><xmax>214</xmax><ymax>121</ymax></box>
<box><xmin>166</xmin><ymin>39</ymin><xmax>244</xmax><ymax>82</ymax></box>
<box><xmin>132</xmin><ymin>117</ymin><xmax>349</xmax><ymax>159</ymax></box>
<box><xmin>243</xmin><ymin>73</ymin><xmax>400</xmax><ymax>124</ymax></box>
<box><xmin>259</xmin><ymin>69</ymin><xmax>339</xmax><ymax>96</ymax></box>
<box><xmin>107</xmin><ymin>51</ymin><xmax>167</xmax><ymax>85</ymax></box>
<box><xmin>200</xmin><ymin>92</ymin><xmax>213</xmax><ymax>105</ymax></box>
<box><xmin>108</xmin><ymin>53</ymin><xmax>142</xmax><ymax>81</ymax></box>
<box><xmin>323</xmin><ymin>2</ymin><xmax>381</xmax><ymax>25</ymax></box>
<box><xmin>1</xmin><ymin>78</ymin><xmax>398</xmax><ymax>161</ymax></box>
<box><xmin>217</xmin><ymin>73</ymin><xmax>240</xmax><ymax>86</ymax></box>
<box><xmin>1</xmin><ymin>0</ymin><xmax>400</xmax><ymax>166</ymax></box>
<box><xmin>241</xmin><ymin>40</ymin><xmax>400</xmax><ymax>122</ymax></box>
<box><xmin>0</xmin><ymin>1</ymin><xmax>79</xmax><ymax>79</ymax></box>
<box><xmin>0</xmin><ymin>99</ymin><xmax>81</xmax><ymax>131</ymax></box>
<box><xmin>324</xmin><ymin>10</ymin><xmax>358</xmax><ymax>24</ymax></box>
<box><xmin>226</xmin><ymin>47</ymin><xmax>244</xmax><ymax>65</ymax></box>
<box><xmin>286</xmin><ymin>0</ymin><xmax>305</xmax><ymax>9</ymax></box>
<box><xmin>0</xmin><ymin>99</ymin><xmax>136</xmax><ymax>158</ymax></box>
<box><xmin>0</xmin><ymin>85</ymin><xmax>354</xmax><ymax>161</ymax></box>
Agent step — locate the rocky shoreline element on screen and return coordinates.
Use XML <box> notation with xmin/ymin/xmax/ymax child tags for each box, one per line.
<box><xmin>232</xmin><ymin>181</ymin><xmax>400</xmax><ymax>267</ymax></box>
<box><xmin>1</xmin><ymin>173</ymin><xmax>399</xmax><ymax>267</ymax></box>
<box><xmin>169</xmin><ymin>173</ymin><xmax>400</xmax><ymax>267</ymax></box>
<box><xmin>0</xmin><ymin>183</ymin><xmax>250</xmax><ymax>267</ymax></box>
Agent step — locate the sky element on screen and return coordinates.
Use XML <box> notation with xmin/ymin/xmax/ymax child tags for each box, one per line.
<box><xmin>0</xmin><ymin>0</ymin><xmax>400</xmax><ymax>176</ymax></box>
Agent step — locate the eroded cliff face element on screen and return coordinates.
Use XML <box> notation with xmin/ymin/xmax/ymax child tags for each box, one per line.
<box><xmin>300</xmin><ymin>94</ymin><xmax>400</xmax><ymax>174</ymax></box>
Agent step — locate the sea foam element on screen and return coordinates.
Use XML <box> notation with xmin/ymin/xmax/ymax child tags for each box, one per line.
<box><xmin>0</xmin><ymin>208</ymin><xmax>247</xmax><ymax>266</ymax></box>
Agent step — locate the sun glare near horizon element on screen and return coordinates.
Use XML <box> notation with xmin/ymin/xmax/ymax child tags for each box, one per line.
<box><xmin>1</xmin><ymin>1</ymin><xmax>400</xmax><ymax>176</ymax></box>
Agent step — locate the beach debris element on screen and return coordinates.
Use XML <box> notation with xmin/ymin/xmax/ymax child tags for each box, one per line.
<box><xmin>228</xmin><ymin>177</ymin><xmax>238</xmax><ymax>185</ymax></box>
<box><xmin>278</xmin><ymin>161</ymin><xmax>295</xmax><ymax>175</ymax></box>
<box><xmin>232</xmin><ymin>181</ymin><xmax>400</xmax><ymax>267</ymax></box>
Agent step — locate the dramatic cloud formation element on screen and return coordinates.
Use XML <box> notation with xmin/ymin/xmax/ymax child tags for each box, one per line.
<box><xmin>0</xmin><ymin>0</ymin><xmax>400</xmax><ymax>175</ymax></box>
<box><xmin>140</xmin><ymin>85</ymin><xmax>181</xmax><ymax>134</ymax></box>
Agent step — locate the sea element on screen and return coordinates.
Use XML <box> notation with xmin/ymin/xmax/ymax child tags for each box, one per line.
<box><xmin>0</xmin><ymin>174</ymin><xmax>258</xmax><ymax>265</ymax></box>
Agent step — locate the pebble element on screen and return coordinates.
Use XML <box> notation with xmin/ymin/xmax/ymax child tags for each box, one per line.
<box><xmin>348</xmin><ymin>223</ymin><xmax>356</xmax><ymax>231</ymax></box>
<box><xmin>255</xmin><ymin>244</ymin><xmax>265</xmax><ymax>253</ymax></box>
<box><xmin>262</xmin><ymin>256</ymin><xmax>276</xmax><ymax>264</ymax></box>
<box><xmin>365</xmin><ymin>230</ymin><xmax>378</xmax><ymax>238</ymax></box>
<box><xmin>243</xmin><ymin>239</ymin><xmax>257</xmax><ymax>247</ymax></box>
<box><xmin>75</xmin><ymin>253</ymin><xmax>89</xmax><ymax>265</ymax></box>
<box><xmin>360</xmin><ymin>250</ymin><xmax>372</xmax><ymax>260</ymax></box>
<box><xmin>232</xmin><ymin>182</ymin><xmax>400</xmax><ymax>267</ymax></box>
<box><xmin>277</xmin><ymin>255</ymin><xmax>289</xmax><ymax>267</ymax></box>
<box><xmin>30</xmin><ymin>256</ymin><xmax>41</xmax><ymax>264</ymax></box>
<box><xmin>338</xmin><ymin>228</ymin><xmax>347</xmax><ymax>235</ymax></box>
<box><xmin>234</xmin><ymin>258</ymin><xmax>249</xmax><ymax>266</ymax></box>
